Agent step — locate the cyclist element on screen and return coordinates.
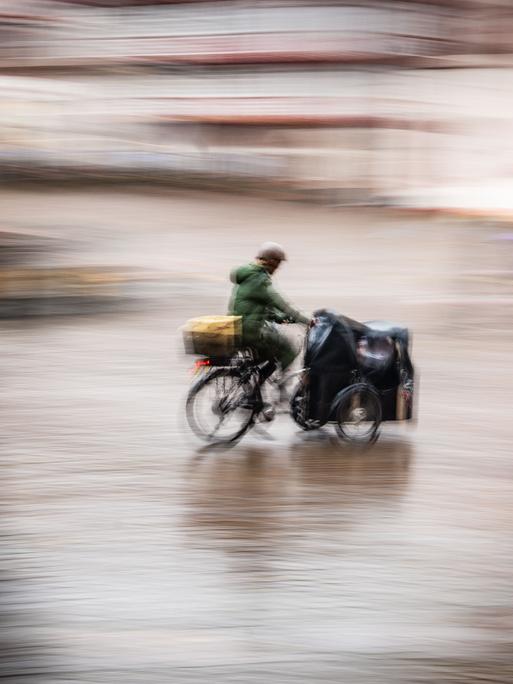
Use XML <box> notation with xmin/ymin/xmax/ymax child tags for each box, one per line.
<box><xmin>228</xmin><ymin>242</ymin><xmax>309</xmax><ymax>394</ymax></box>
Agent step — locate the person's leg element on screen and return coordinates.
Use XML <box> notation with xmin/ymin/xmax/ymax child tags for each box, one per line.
<box><xmin>239</xmin><ymin>331</ymin><xmax>274</xmax><ymax>410</ymax></box>
<box><xmin>243</xmin><ymin>327</ymin><xmax>298</xmax><ymax>410</ymax></box>
<box><xmin>258</xmin><ymin>359</ymin><xmax>277</xmax><ymax>384</ymax></box>
<box><xmin>263</xmin><ymin>329</ymin><xmax>300</xmax><ymax>405</ymax></box>
<box><xmin>245</xmin><ymin>323</ymin><xmax>296</xmax><ymax>370</ymax></box>
<box><xmin>262</xmin><ymin>327</ymin><xmax>296</xmax><ymax>371</ymax></box>
<box><xmin>258</xmin><ymin>327</ymin><xmax>297</xmax><ymax>392</ymax></box>
<box><xmin>275</xmin><ymin>335</ymin><xmax>296</xmax><ymax>371</ymax></box>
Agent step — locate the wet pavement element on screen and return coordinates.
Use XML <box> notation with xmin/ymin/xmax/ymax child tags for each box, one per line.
<box><xmin>2</xmin><ymin>189</ymin><xmax>513</xmax><ymax>683</ymax></box>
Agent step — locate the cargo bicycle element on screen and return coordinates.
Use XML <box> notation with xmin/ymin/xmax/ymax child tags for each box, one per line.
<box><xmin>183</xmin><ymin>310</ymin><xmax>415</xmax><ymax>446</ymax></box>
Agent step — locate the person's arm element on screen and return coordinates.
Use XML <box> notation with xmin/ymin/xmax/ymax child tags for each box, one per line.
<box><xmin>265</xmin><ymin>281</ymin><xmax>309</xmax><ymax>325</ymax></box>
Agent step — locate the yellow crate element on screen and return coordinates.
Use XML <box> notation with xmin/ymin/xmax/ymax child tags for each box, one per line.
<box><xmin>183</xmin><ymin>315</ymin><xmax>242</xmax><ymax>357</ymax></box>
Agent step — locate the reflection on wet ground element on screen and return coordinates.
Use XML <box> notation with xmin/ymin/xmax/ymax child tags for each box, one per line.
<box><xmin>185</xmin><ymin>438</ymin><xmax>412</xmax><ymax>558</ymax></box>
<box><xmin>2</xmin><ymin>191</ymin><xmax>513</xmax><ymax>683</ymax></box>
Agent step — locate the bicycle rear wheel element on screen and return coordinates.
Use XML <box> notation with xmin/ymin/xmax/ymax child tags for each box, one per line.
<box><xmin>186</xmin><ymin>367</ymin><xmax>256</xmax><ymax>444</ymax></box>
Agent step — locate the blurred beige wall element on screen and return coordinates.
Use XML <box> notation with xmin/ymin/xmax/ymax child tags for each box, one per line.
<box><xmin>1</xmin><ymin>1</ymin><xmax>513</xmax><ymax>207</ymax></box>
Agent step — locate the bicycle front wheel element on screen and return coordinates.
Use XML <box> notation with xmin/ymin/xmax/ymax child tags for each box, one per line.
<box><xmin>186</xmin><ymin>367</ymin><xmax>256</xmax><ymax>444</ymax></box>
<box><xmin>334</xmin><ymin>384</ymin><xmax>382</xmax><ymax>445</ymax></box>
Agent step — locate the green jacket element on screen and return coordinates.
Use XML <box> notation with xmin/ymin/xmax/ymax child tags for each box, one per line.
<box><xmin>228</xmin><ymin>263</ymin><xmax>309</xmax><ymax>339</ymax></box>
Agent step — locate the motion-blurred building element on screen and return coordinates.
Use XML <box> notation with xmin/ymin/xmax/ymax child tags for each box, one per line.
<box><xmin>1</xmin><ymin>0</ymin><xmax>513</xmax><ymax>206</ymax></box>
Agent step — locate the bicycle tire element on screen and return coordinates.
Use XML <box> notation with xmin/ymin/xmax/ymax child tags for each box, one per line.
<box><xmin>333</xmin><ymin>383</ymin><xmax>382</xmax><ymax>445</ymax></box>
<box><xmin>186</xmin><ymin>367</ymin><xmax>257</xmax><ymax>444</ymax></box>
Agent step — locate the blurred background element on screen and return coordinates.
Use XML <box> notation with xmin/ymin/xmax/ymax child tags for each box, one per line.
<box><xmin>2</xmin><ymin>0</ymin><xmax>513</xmax><ymax>208</ymax></box>
<box><xmin>2</xmin><ymin>1</ymin><xmax>513</xmax><ymax>683</ymax></box>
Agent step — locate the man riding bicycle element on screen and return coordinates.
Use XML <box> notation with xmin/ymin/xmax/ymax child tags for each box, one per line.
<box><xmin>228</xmin><ymin>242</ymin><xmax>309</xmax><ymax>389</ymax></box>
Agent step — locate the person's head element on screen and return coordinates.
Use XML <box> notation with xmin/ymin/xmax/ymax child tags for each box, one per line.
<box><xmin>255</xmin><ymin>241</ymin><xmax>287</xmax><ymax>275</ymax></box>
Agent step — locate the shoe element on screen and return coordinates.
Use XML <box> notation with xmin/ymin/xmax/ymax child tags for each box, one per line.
<box><xmin>261</xmin><ymin>403</ymin><xmax>276</xmax><ymax>422</ymax></box>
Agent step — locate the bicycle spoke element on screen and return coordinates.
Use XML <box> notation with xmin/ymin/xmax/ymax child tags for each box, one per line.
<box><xmin>208</xmin><ymin>415</ymin><xmax>225</xmax><ymax>438</ymax></box>
<box><xmin>186</xmin><ymin>368</ymin><xmax>257</xmax><ymax>444</ymax></box>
